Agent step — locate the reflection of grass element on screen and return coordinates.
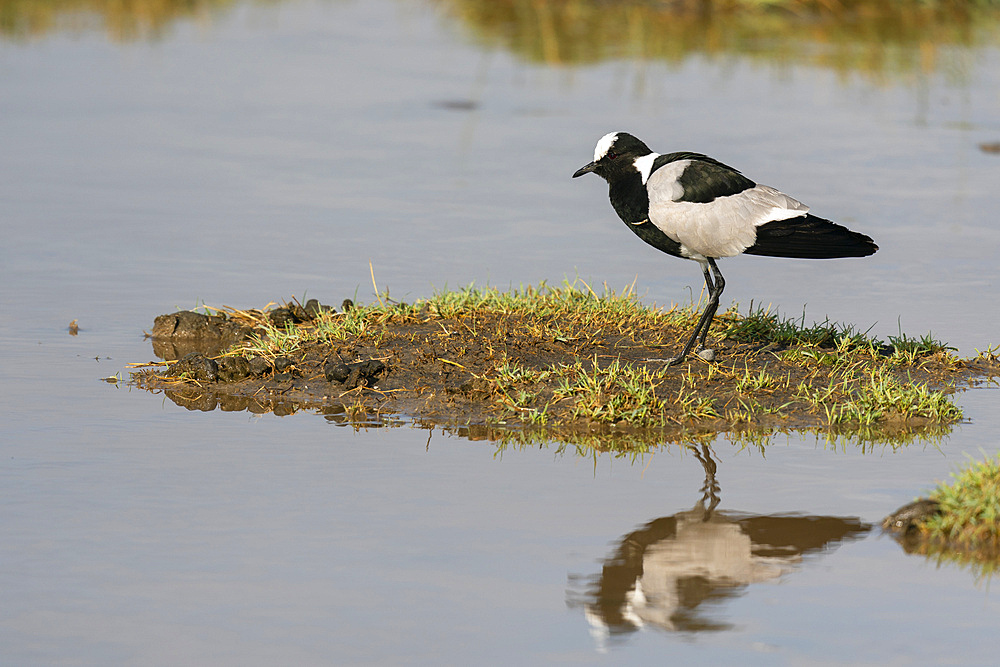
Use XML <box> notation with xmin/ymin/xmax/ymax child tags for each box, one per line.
<box><xmin>433</xmin><ymin>0</ymin><xmax>1000</xmax><ymax>81</ymax></box>
<box><xmin>0</xmin><ymin>0</ymin><xmax>244</xmax><ymax>41</ymax></box>
<box><xmin>477</xmin><ymin>416</ymin><xmax>951</xmax><ymax>454</ymax></box>
<box><xmin>4</xmin><ymin>0</ymin><xmax>998</xmax><ymax>84</ymax></box>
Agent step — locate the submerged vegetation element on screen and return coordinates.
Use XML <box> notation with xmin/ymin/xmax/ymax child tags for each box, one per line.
<box><xmin>132</xmin><ymin>281</ymin><xmax>999</xmax><ymax>448</ymax></box>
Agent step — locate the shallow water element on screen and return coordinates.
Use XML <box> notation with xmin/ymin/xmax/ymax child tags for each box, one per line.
<box><xmin>2</xmin><ymin>0</ymin><xmax>1000</xmax><ymax>664</ymax></box>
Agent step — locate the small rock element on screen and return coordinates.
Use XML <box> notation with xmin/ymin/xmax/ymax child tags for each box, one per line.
<box><xmin>305</xmin><ymin>299</ymin><xmax>322</xmax><ymax>319</ymax></box>
<box><xmin>149</xmin><ymin>311</ymin><xmax>252</xmax><ymax>360</ymax></box>
<box><xmin>167</xmin><ymin>353</ymin><xmax>219</xmax><ymax>382</ymax></box>
<box><xmin>288</xmin><ymin>303</ymin><xmax>310</xmax><ymax>322</ymax></box>
<box><xmin>357</xmin><ymin>359</ymin><xmax>386</xmax><ymax>377</ymax></box>
<box><xmin>326</xmin><ymin>358</ymin><xmax>387</xmax><ymax>388</ymax></box>
<box><xmin>344</xmin><ymin>367</ymin><xmax>362</xmax><ymax>389</ymax></box>
<box><xmin>248</xmin><ymin>356</ymin><xmax>273</xmax><ymax>377</ymax></box>
<box><xmin>324</xmin><ymin>360</ymin><xmax>351</xmax><ymax>383</ymax></box>
<box><xmin>217</xmin><ymin>356</ymin><xmax>252</xmax><ymax>383</ymax></box>
<box><xmin>269</xmin><ymin>307</ymin><xmax>296</xmax><ymax>329</ymax></box>
<box><xmin>153</xmin><ymin>311</ymin><xmax>213</xmax><ymax>339</ymax></box>
<box><xmin>882</xmin><ymin>499</ymin><xmax>941</xmax><ymax>535</ymax></box>
<box><xmin>697</xmin><ymin>348</ymin><xmax>716</xmax><ymax>362</ymax></box>
<box><xmin>274</xmin><ymin>356</ymin><xmax>296</xmax><ymax>373</ymax></box>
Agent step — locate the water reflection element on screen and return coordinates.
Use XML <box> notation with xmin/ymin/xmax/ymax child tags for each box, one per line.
<box><xmin>144</xmin><ymin>380</ymin><xmax>397</xmax><ymax>422</ymax></box>
<box><xmin>138</xmin><ymin>375</ymin><xmax>958</xmax><ymax>449</ymax></box>
<box><xmin>570</xmin><ymin>445</ymin><xmax>870</xmax><ymax>642</ymax></box>
<box><xmin>432</xmin><ymin>0</ymin><xmax>998</xmax><ymax>79</ymax></box>
<box><xmin>148</xmin><ymin>332</ymin><xmax>239</xmax><ymax>362</ymax></box>
<box><xmin>883</xmin><ymin>500</ymin><xmax>1000</xmax><ymax>581</ymax></box>
<box><xmin>3</xmin><ymin>0</ymin><xmax>997</xmax><ymax>82</ymax></box>
<box><xmin>0</xmin><ymin>0</ymin><xmax>240</xmax><ymax>41</ymax></box>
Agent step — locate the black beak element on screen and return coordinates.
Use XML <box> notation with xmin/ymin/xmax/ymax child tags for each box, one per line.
<box><xmin>572</xmin><ymin>161</ymin><xmax>597</xmax><ymax>178</ymax></box>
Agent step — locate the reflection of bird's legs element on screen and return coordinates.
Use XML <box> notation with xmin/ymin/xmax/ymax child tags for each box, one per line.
<box><xmin>693</xmin><ymin>444</ymin><xmax>721</xmax><ymax>517</ymax></box>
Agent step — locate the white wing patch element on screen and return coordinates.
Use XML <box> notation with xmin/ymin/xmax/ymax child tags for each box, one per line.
<box><xmin>746</xmin><ymin>186</ymin><xmax>809</xmax><ymax>224</ymax></box>
<box><xmin>646</xmin><ymin>179</ymin><xmax>810</xmax><ymax>259</ymax></box>
<box><xmin>644</xmin><ymin>159</ymin><xmax>689</xmax><ymax>200</ymax></box>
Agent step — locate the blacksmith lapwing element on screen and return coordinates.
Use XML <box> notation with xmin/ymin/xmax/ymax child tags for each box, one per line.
<box><xmin>573</xmin><ymin>131</ymin><xmax>878</xmax><ymax>365</ymax></box>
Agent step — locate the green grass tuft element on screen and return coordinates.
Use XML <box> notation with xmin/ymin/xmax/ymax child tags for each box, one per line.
<box><xmin>721</xmin><ymin>303</ymin><xmax>868</xmax><ymax>349</ymax></box>
<box><xmin>924</xmin><ymin>454</ymin><xmax>1000</xmax><ymax>552</ymax></box>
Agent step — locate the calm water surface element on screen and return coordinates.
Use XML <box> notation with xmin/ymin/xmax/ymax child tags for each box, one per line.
<box><xmin>1</xmin><ymin>0</ymin><xmax>999</xmax><ymax>664</ymax></box>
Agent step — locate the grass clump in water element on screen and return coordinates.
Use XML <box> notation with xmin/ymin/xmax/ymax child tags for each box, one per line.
<box><xmin>923</xmin><ymin>455</ymin><xmax>1000</xmax><ymax>555</ymax></box>
<box><xmin>884</xmin><ymin>454</ymin><xmax>1000</xmax><ymax>577</ymax></box>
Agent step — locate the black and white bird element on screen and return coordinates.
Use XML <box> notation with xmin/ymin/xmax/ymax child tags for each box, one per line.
<box><xmin>573</xmin><ymin>131</ymin><xmax>878</xmax><ymax>366</ymax></box>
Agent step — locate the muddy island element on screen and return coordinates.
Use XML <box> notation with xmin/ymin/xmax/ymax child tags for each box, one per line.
<box><xmin>130</xmin><ymin>282</ymin><xmax>999</xmax><ymax>445</ymax></box>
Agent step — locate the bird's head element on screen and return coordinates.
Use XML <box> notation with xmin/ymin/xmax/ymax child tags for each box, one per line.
<box><xmin>572</xmin><ymin>132</ymin><xmax>652</xmax><ymax>181</ymax></box>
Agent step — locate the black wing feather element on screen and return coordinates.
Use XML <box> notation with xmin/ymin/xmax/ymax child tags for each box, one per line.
<box><xmin>744</xmin><ymin>214</ymin><xmax>878</xmax><ymax>259</ymax></box>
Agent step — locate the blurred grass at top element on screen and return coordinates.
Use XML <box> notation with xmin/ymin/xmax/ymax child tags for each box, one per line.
<box><xmin>436</xmin><ymin>0</ymin><xmax>1000</xmax><ymax>82</ymax></box>
<box><xmin>0</xmin><ymin>0</ymin><xmax>245</xmax><ymax>41</ymax></box>
<box><xmin>1</xmin><ymin>0</ymin><xmax>999</xmax><ymax>80</ymax></box>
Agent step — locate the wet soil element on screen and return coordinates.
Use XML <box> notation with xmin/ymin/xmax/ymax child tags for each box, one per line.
<box><xmin>131</xmin><ymin>297</ymin><xmax>1000</xmax><ymax>444</ymax></box>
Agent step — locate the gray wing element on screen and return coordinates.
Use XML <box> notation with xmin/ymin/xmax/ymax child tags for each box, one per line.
<box><xmin>646</xmin><ymin>161</ymin><xmax>809</xmax><ymax>260</ymax></box>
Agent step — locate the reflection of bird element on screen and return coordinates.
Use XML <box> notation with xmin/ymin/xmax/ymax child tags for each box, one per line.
<box><xmin>574</xmin><ymin>445</ymin><xmax>871</xmax><ymax>642</ymax></box>
<box><xmin>573</xmin><ymin>132</ymin><xmax>879</xmax><ymax>365</ymax></box>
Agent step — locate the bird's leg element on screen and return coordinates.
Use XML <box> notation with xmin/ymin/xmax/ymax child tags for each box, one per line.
<box><xmin>694</xmin><ymin>258</ymin><xmax>725</xmax><ymax>353</ymax></box>
<box><xmin>693</xmin><ymin>444</ymin><xmax>721</xmax><ymax>516</ymax></box>
<box><xmin>652</xmin><ymin>260</ymin><xmax>722</xmax><ymax>366</ymax></box>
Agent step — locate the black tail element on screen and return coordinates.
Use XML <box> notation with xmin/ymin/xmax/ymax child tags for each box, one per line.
<box><xmin>743</xmin><ymin>214</ymin><xmax>878</xmax><ymax>259</ymax></box>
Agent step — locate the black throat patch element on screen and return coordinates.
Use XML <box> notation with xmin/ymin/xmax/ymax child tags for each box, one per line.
<box><xmin>606</xmin><ymin>170</ymin><xmax>684</xmax><ymax>258</ymax></box>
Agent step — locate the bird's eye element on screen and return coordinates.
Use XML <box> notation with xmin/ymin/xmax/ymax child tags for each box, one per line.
<box><xmin>607</xmin><ymin>151</ymin><xmax>618</xmax><ymax>160</ymax></box>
